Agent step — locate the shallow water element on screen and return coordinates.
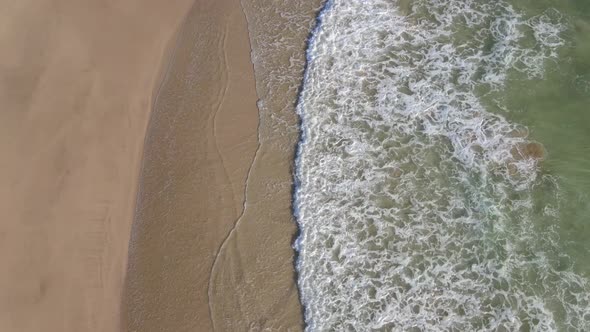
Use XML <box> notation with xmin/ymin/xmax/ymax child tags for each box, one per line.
<box><xmin>294</xmin><ymin>0</ymin><xmax>590</xmax><ymax>330</ymax></box>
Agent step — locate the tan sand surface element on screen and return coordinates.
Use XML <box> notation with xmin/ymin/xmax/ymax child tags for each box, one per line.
<box><xmin>0</xmin><ymin>0</ymin><xmax>191</xmax><ymax>331</ymax></box>
<box><xmin>123</xmin><ymin>0</ymin><xmax>325</xmax><ymax>331</ymax></box>
<box><xmin>209</xmin><ymin>1</ymin><xmax>324</xmax><ymax>330</ymax></box>
<box><xmin>122</xmin><ymin>0</ymin><xmax>260</xmax><ymax>330</ymax></box>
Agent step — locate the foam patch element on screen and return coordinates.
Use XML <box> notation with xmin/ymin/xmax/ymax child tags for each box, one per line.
<box><xmin>295</xmin><ymin>0</ymin><xmax>588</xmax><ymax>330</ymax></box>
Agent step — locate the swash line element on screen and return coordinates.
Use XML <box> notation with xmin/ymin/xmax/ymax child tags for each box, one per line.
<box><xmin>207</xmin><ymin>6</ymin><xmax>263</xmax><ymax>331</ymax></box>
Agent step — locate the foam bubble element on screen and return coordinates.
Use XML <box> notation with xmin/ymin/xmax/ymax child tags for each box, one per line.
<box><xmin>295</xmin><ymin>0</ymin><xmax>588</xmax><ymax>330</ymax></box>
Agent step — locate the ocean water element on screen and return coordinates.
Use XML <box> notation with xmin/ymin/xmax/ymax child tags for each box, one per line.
<box><xmin>294</xmin><ymin>0</ymin><xmax>590</xmax><ymax>331</ymax></box>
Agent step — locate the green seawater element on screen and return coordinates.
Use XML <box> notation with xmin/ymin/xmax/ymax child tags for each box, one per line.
<box><xmin>295</xmin><ymin>0</ymin><xmax>590</xmax><ymax>330</ymax></box>
<box><xmin>494</xmin><ymin>0</ymin><xmax>590</xmax><ymax>277</ymax></box>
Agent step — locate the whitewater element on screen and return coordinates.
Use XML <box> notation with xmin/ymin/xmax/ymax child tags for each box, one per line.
<box><xmin>294</xmin><ymin>0</ymin><xmax>590</xmax><ymax>330</ymax></box>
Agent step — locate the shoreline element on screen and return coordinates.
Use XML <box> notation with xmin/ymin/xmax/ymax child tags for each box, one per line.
<box><xmin>124</xmin><ymin>0</ymin><xmax>325</xmax><ymax>330</ymax></box>
<box><xmin>207</xmin><ymin>1</ymin><xmax>324</xmax><ymax>330</ymax></box>
<box><xmin>292</xmin><ymin>0</ymin><xmax>333</xmax><ymax>327</ymax></box>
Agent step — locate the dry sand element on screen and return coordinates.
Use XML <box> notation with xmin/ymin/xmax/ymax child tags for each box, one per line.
<box><xmin>0</xmin><ymin>0</ymin><xmax>192</xmax><ymax>331</ymax></box>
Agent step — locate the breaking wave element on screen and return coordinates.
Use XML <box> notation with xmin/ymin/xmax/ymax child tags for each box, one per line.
<box><xmin>294</xmin><ymin>0</ymin><xmax>590</xmax><ymax>330</ymax></box>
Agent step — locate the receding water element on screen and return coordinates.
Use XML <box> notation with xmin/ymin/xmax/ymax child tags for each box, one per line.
<box><xmin>294</xmin><ymin>0</ymin><xmax>590</xmax><ymax>330</ymax></box>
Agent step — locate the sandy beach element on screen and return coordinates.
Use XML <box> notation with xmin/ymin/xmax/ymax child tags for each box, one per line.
<box><xmin>0</xmin><ymin>0</ymin><xmax>191</xmax><ymax>330</ymax></box>
<box><xmin>208</xmin><ymin>1</ymin><xmax>324</xmax><ymax>330</ymax></box>
<box><xmin>124</xmin><ymin>0</ymin><xmax>323</xmax><ymax>331</ymax></box>
<box><xmin>2</xmin><ymin>0</ymin><xmax>324</xmax><ymax>330</ymax></box>
<box><xmin>4</xmin><ymin>0</ymin><xmax>586</xmax><ymax>330</ymax></box>
<box><xmin>123</xmin><ymin>0</ymin><xmax>260</xmax><ymax>330</ymax></box>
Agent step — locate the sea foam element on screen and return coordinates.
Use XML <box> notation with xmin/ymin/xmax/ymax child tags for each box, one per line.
<box><xmin>295</xmin><ymin>0</ymin><xmax>589</xmax><ymax>330</ymax></box>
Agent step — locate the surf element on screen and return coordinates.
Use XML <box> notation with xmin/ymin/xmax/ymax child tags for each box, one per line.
<box><xmin>294</xmin><ymin>0</ymin><xmax>590</xmax><ymax>330</ymax></box>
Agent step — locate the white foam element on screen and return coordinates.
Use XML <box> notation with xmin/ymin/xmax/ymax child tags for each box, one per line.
<box><xmin>295</xmin><ymin>0</ymin><xmax>588</xmax><ymax>330</ymax></box>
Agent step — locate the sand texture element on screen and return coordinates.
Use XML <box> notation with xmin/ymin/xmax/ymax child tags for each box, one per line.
<box><xmin>0</xmin><ymin>0</ymin><xmax>192</xmax><ymax>331</ymax></box>
<box><xmin>209</xmin><ymin>1</ymin><xmax>325</xmax><ymax>331</ymax></box>
<box><xmin>123</xmin><ymin>0</ymin><xmax>325</xmax><ymax>331</ymax></box>
<box><xmin>122</xmin><ymin>0</ymin><xmax>260</xmax><ymax>330</ymax></box>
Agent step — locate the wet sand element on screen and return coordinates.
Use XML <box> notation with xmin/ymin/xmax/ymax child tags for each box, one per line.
<box><xmin>209</xmin><ymin>1</ymin><xmax>324</xmax><ymax>330</ymax></box>
<box><xmin>123</xmin><ymin>0</ymin><xmax>260</xmax><ymax>330</ymax></box>
<box><xmin>0</xmin><ymin>0</ymin><xmax>192</xmax><ymax>331</ymax></box>
<box><xmin>124</xmin><ymin>0</ymin><xmax>324</xmax><ymax>331</ymax></box>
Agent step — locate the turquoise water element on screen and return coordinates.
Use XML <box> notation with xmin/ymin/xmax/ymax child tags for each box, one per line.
<box><xmin>294</xmin><ymin>0</ymin><xmax>590</xmax><ymax>330</ymax></box>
